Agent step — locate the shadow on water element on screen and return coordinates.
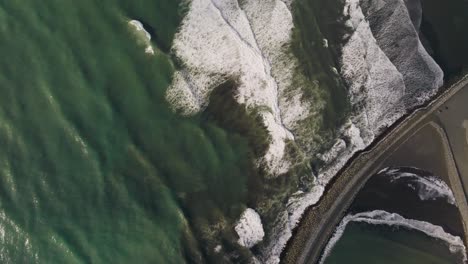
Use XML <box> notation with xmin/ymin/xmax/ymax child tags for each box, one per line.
<box><xmin>421</xmin><ymin>0</ymin><xmax>468</xmax><ymax>78</ymax></box>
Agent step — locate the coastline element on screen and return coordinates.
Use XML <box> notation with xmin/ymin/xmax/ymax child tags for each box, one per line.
<box><xmin>281</xmin><ymin>73</ymin><xmax>468</xmax><ymax>264</ymax></box>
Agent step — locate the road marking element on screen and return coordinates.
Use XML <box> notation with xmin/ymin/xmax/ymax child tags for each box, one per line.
<box><xmin>464</xmin><ymin>120</ymin><xmax>468</xmax><ymax>145</ymax></box>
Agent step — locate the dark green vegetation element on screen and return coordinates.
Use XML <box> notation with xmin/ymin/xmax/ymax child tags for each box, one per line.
<box><xmin>203</xmin><ymin>79</ymin><xmax>271</xmax><ymax>159</ymax></box>
<box><xmin>201</xmin><ymin>79</ymin><xmax>308</xmax><ymax>261</ymax></box>
<box><xmin>324</xmin><ymin>222</ymin><xmax>463</xmax><ymax>264</ymax></box>
<box><xmin>290</xmin><ymin>0</ymin><xmax>351</xmax><ymax>149</ymax></box>
<box><xmin>421</xmin><ymin>0</ymin><xmax>468</xmax><ymax>78</ymax></box>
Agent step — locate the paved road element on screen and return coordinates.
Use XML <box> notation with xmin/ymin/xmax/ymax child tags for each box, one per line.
<box><xmin>282</xmin><ymin>74</ymin><xmax>468</xmax><ymax>264</ymax></box>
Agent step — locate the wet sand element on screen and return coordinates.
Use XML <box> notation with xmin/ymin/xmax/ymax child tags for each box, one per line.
<box><xmin>436</xmin><ymin>85</ymin><xmax>468</xmax><ymax>194</ymax></box>
<box><xmin>351</xmin><ymin>166</ymin><xmax>465</xmax><ymax>239</ymax></box>
<box><xmin>384</xmin><ymin>122</ymin><xmax>468</xmax><ymax>241</ymax></box>
<box><xmin>383</xmin><ymin>124</ymin><xmax>450</xmax><ymax>179</ymax></box>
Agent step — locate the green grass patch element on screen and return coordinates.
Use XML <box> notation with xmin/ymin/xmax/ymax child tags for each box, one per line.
<box><xmin>290</xmin><ymin>0</ymin><xmax>351</xmax><ymax>135</ymax></box>
<box><xmin>201</xmin><ymin>79</ymin><xmax>271</xmax><ymax>159</ymax></box>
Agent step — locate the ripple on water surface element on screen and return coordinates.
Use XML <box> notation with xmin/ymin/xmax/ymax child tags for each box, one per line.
<box><xmin>0</xmin><ymin>0</ymin><xmax>256</xmax><ymax>263</ymax></box>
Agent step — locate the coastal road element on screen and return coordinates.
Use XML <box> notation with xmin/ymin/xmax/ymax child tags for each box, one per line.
<box><xmin>282</xmin><ymin>74</ymin><xmax>468</xmax><ymax>264</ymax></box>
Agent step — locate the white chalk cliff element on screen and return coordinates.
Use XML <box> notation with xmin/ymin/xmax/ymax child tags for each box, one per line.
<box><xmin>262</xmin><ymin>0</ymin><xmax>444</xmax><ymax>262</ymax></box>
<box><xmin>165</xmin><ymin>0</ymin><xmax>444</xmax><ymax>262</ymax></box>
<box><xmin>360</xmin><ymin>0</ymin><xmax>444</xmax><ymax>107</ymax></box>
<box><xmin>166</xmin><ymin>0</ymin><xmax>320</xmax><ymax>177</ymax></box>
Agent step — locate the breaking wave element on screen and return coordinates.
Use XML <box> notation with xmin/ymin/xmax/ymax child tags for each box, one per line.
<box><xmin>380</xmin><ymin>167</ymin><xmax>456</xmax><ymax>205</ymax></box>
<box><xmin>128</xmin><ymin>19</ymin><xmax>155</xmax><ymax>55</ymax></box>
<box><xmin>260</xmin><ymin>0</ymin><xmax>445</xmax><ymax>260</ymax></box>
<box><xmin>319</xmin><ymin>210</ymin><xmax>467</xmax><ymax>264</ymax></box>
<box><xmin>166</xmin><ymin>0</ymin><xmax>446</xmax><ymax>262</ymax></box>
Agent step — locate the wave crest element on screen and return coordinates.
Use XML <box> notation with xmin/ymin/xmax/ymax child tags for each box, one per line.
<box><xmin>320</xmin><ymin>210</ymin><xmax>467</xmax><ymax>264</ymax></box>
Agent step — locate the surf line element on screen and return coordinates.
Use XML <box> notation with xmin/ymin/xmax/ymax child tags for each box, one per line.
<box><xmin>319</xmin><ymin>210</ymin><xmax>467</xmax><ymax>264</ymax></box>
<box><xmin>380</xmin><ymin>167</ymin><xmax>456</xmax><ymax>205</ymax></box>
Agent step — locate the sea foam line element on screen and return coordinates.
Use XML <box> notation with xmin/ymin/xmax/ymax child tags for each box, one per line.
<box><xmin>167</xmin><ymin>0</ymin><xmax>446</xmax><ymax>262</ymax></box>
<box><xmin>166</xmin><ymin>0</ymin><xmax>302</xmax><ymax>176</ymax></box>
<box><xmin>380</xmin><ymin>167</ymin><xmax>456</xmax><ymax>205</ymax></box>
<box><xmin>261</xmin><ymin>0</ymin><xmax>446</xmax><ymax>260</ymax></box>
<box><xmin>128</xmin><ymin>20</ymin><xmax>154</xmax><ymax>55</ymax></box>
<box><xmin>319</xmin><ymin>210</ymin><xmax>467</xmax><ymax>264</ymax></box>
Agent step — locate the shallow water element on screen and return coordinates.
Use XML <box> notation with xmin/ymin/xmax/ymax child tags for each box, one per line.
<box><xmin>324</xmin><ymin>222</ymin><xmax>463</xmax><ymax>264</ymax></box>
<box><xmin>325</xmin><ymin>166</ymin><xmax>466</xmax><ymax>264</ymax></box>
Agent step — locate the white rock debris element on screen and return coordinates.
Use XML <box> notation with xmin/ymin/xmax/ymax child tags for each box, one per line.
<box><xmin>235</xmin><ymin>208</ymin><xmax>265</xmax><ymax>248</ymax></box>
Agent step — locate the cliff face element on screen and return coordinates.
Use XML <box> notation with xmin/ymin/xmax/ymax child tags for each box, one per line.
<box><xmin>261</xmin><ymin>0</ymin><xmax>444</xmax><ymax>262</ymax></box>
<box><xmin>334</xmin><ymin>0</ymin><xmax>443</xmax><ymax>159</ymax></box>
<box><xmin>166</xmin><ymin>0</ymin><xmax>313</xmax><ymax>177</ymax></box>
<box><xmin>165</xmin><ymin>0</ymin><xmax>444</xmax><ymax>262</ymax></box>
<box><xmin>305</xmin><ymin>0</ymin><xmax>444</xmax><ymax>214</ymax></box>
<box><xmin>360</xmin><ymin>0</ymin><xmax>444</xmax><ymax>107</ymax></box>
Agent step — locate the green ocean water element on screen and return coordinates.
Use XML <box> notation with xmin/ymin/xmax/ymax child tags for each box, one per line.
<box><xmin>324</xmin><ymin>222</ymin><xmax>463</xmax><ymax>264</ymax></box>
<box><xmin>0</xmin><ymin>0</ymin><xmax>353</xmax><ymax>262</ymax></box>
<box><xmin>0</xmin><ymin>1</ymin><xmax>256</xmax><ymax>263</ymax></box>
<box><xmin>1</xmin><ymin>0</ymin><xmax>465</xmax><ymax>263</ymax></box>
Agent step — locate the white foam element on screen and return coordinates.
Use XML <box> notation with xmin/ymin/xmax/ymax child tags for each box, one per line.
<box><xmin>257</xmin><ymin>184</ymin><xmax>324</xmax><ymax>264</ymax></box>
<box><xmin>360</xmin><ymin>0</ymin><xmax>444</xmax><ymax>107</ymax></box>
<box><xmin>341</xmin><ymin>0</ymin><xmax>407</xmax><ymax>134</ymax></box>
<box><xmin>165</xmin><ymin>71</ymin><xmax>202</xmax><ymax>115</ymax></box>
<box><xmin>128</xmin><ymin>20</ymin><xmax>154</xmax><ymax>55</ymax></box>
<box><xmin>381</xmin><ymin>167</ymin><xmax>456</xmax><ymax>205</ymax></box>
<box><xmin>322</xmin><ymin>38</ymin><xmax>329</xmax><ymax>48</ymax></box>
<box><xmin>167</xmin><ymin>0</ymin><xmax>447</xmax><ymax>262</ymax></box>
<box><xmin>316</xmin><ymin>121</ymin><xmax>369</xmax><ymax>187</ymax></box>
<box><xmin>166</xmin><ymin>0</ymin><xmax>312</xmax><ymax>176</ymax></box>
<box><xmin>235</xmin><ymin>208</ymin><xmax>265</xmax><ymax>248</ymax></box>
<box><xmin>259</xmin><ymin>118</ymin><xmax>375</xmax><ymax>262</ymax></box>
<box><xmin>319</xmin><ymin>210</ymin><xmax>467</xmax><ymax>263</ymax></box>
<box><xmin>129</xmin><ymin>20</ymin><xmax>151</xmax><ymax>40</ymax></box>
<box><xmin>214</xmin><ymin>245</ymin><xmax>222</xmax><ymax>253</ymax></box>
<box><xmin>318</xmin><ymin>140</ymin><xmax>347</xmax><ymax>164</ymax></box>
<box><xmin>259</xmin><ymin>0</ymin><xmax>442</xmax><ymax>260</ymax></box>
